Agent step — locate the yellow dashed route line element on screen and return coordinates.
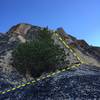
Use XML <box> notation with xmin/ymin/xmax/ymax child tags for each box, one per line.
<box><xmin>0</xmin><ymin>63</ymin><xmax>81</xmax><ymax>95</ymax></box>
<box><xmin>54</xmin><ymin>32</ymin><xmax>84</xmax><ymax>64</ymax></box>
<box><xmin>0</xmin><ymin>31</ymin><xmax>85</xmax><ymax>95</ymax></box>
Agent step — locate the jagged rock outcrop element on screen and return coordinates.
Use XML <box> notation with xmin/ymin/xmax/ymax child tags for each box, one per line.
<box><xmin>0</xmin><ymin>23</ymin><xmax>100</xmax><ymax>99</ymax></box>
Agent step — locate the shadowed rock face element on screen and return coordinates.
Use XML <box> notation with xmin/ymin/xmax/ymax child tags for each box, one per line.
<box><xmin>0</xmin><ymin>64</ymin><xmax>100</xmax><ymax>100</ymax></box>
<box><xmin>0</xmin><ymin>23</ymin><xmax>100</xmax><ymax>99</ymax></box>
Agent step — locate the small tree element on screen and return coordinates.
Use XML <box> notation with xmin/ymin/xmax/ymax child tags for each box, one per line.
<box><xmin>12</xmin><ymin>28</ymin><xmax>66</xmax><ymax>78</ymax></box>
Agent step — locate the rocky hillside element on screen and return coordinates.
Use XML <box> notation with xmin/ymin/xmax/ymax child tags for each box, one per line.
<box><xmin>0</xmin><ymin>23</ymin><xmax>100</xmax><ymax>99</ymax></box>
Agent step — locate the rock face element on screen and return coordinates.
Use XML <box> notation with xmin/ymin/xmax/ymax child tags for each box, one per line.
<box><xmin>0</xmin><ymin>23</ymin><xmax>100</xmax><ymax>99</ymax></box>
<box><xmin>1</xmin><ymin>64</ymin><xmax>100</xmax><ymax>100</ymax></box>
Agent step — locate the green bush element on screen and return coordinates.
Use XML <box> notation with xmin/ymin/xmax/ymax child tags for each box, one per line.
<box><xmin>12</xmin><ymin>28</ymin><xmax>66</xmax><ymax>78</ymax></box>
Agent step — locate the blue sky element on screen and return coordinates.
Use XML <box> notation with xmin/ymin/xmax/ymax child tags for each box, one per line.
<box><xmin>0</xmin><ymin>0</ymin><xmax>100</xmax><ymax>46</ymax></box>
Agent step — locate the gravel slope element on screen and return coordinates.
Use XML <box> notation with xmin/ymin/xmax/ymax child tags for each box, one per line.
<box><xmin>0</xmin><ymin>64</ymin><xmax>100</xmax><ymax>100</ymax></box>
